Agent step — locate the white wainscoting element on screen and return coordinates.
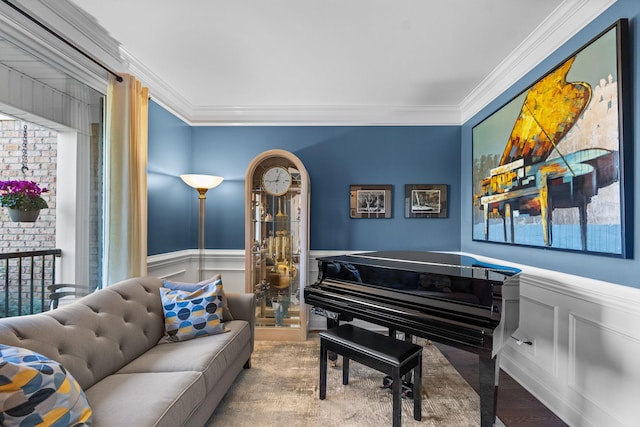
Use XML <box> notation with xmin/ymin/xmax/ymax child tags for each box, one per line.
<box><xmin>495</xmin><ymin>266</ymin><xmax>640</xmax><ymax>427</ymax></box>
<box><xmin>147</xmin><ymin>249</ymin><xmax>246</xmax><ymax>293</ymax></box>
<box><xmin>147</xmin><ymin>249</ymin><xmax>640</xmax><ymax>427</ymax></box>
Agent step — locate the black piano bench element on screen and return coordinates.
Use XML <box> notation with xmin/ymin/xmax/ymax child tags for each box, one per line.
<box><xmin>319</xmin><ymin>324</ymin><xmax>422</xmax><ymax>427</ymax></box>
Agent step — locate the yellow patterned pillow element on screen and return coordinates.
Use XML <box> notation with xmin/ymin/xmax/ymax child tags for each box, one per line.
<box><xmin>0</xmin><ymin>344</ymin><xmax>92</xmax><ymax>426</ymax></box>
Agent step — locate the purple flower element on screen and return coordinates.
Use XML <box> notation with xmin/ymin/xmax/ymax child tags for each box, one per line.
<box><xmin>0</xmin><ymin>180</ymin><xmax>49</xmax><ymax>211</ymax></box>
<box><xmin>0</xmin><ymin>180</ymin><xmax>48</xmax><ymax>196</ymax></box>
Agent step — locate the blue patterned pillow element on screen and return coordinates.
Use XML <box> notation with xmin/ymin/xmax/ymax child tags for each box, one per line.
<box><xmin>159</xmin><ymin>278</ymin><xmax>226</xmax><ymax>342</ymax></box>
<box><xmin>162</xmin><ymin>274</ymin><xmax>233</xmax><ymax>321</ymax></box>
<box><xmin>0</xmin><ymin>344</ymin><xmax>92</xmax><ymax>426</ymax></box>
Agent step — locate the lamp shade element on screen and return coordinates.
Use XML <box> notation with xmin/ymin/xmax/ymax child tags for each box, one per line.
<box><xmin>180</xmin><ymin>174</ymin><xmax>224</xmax><ymax>190</ymax></box>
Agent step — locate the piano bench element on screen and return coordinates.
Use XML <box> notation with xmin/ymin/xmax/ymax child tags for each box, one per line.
<box><xmin>319</xmin><ymin>324</ymin><xmax>422</xmax><ymax>427</ymax></box>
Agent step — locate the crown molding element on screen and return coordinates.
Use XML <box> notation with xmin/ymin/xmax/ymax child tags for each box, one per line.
<box><xmin>460</xmin><ymin>0</ymin><xmax>616</xmax><ymax>123</ymax></box>
<box><xmin>188</xmin><ymin>104</ymin><xmax>461</xmax><ymax>126</ymax></box>
<box><xmin>122</xmin><ymin>48</ymin><xmax>194</xmax><ymax>122</ymax></box>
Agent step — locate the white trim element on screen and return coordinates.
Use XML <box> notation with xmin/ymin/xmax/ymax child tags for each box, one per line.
<box><xmin>56</xmin><ymin>130</ymin><xmax>91</xmax><ymax>285</ymax></box>
<box><xmin>468</xmin><ymin>253</ymin><xmax>640</xmax><ymax>313</ymax></box>
<box><xmin>188</xmin><ymin>104</ymin><xmax>461</xmax><ymax>126</ymax></box>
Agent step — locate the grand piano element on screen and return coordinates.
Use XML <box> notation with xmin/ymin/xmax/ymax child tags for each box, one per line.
<box><xmin>304</xmin><ymin>250</ymin><xmax>520</xmax><ymax>427</ymax></box>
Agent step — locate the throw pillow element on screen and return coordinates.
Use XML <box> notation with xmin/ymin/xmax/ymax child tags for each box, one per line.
<box><xmin>160</xmin><ymin>279</ymin><xmax>225</xmax><ymax>342</ymax></box>
<box><xmin>162</xmin><ymin>274</ymin><xmax>234</xmax><ymax>321</ymax></box>
<box><xmin>0</xmin><ymin>344</ymin><xmax>92</xmax><ymax>427</ymax></box>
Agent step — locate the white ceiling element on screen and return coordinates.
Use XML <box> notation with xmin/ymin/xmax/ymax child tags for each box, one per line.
<box><xmin>61</xmin><ymin>1</ymin><xmax>616</xmax><ymax>124</ymax></box>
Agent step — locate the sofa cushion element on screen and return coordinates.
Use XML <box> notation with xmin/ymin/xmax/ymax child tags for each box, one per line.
<box><xmin>118</xmin><ymin>320</ymin><xmax>251</xmax><ymax>392</ymax></box>
<box><xmin>84</xmin><ymin>371</ymin><xmax>204</xmax><ymax>427</ymax></box>
<box><xmin>0</xmin><ymin>344</ymin><xmax>92</xmax><ymax>427</ymax></box>
<box><xmin>162</xmin><ymin>274</ymin><xmax>234</xmax><ymax>321</ymax></box>
<box><xmin>160</xmin><ymin>280</ymin><xmax>225</xmax><ymax>341</ymax></box>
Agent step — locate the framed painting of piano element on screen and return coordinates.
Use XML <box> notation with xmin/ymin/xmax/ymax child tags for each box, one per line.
<box><xmin>472</xmin><ymin>19</ymin><xmax>632</xmax><ymax>258</ymax></box>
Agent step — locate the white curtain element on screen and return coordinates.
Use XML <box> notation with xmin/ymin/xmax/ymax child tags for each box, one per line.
<box><xmin>103</xmin><ymin>74</ymin><xmax>149</xmax><ymax>285</ymax></box>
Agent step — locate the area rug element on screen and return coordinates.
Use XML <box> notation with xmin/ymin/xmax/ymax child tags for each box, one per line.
<box><xmin>206</xmin><ymin>336</ymin><xmax>505</xmax><ymax>426</ymax></box>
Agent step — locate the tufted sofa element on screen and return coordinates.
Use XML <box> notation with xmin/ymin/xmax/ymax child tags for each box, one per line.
<box><xmin>0</xmin><ymin>276</ymin><xmax>256</xmax><ymax>427</ymax></box>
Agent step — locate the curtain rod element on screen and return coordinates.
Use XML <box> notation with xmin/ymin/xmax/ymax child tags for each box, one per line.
<box><xmin>1</xmin><ymin>0</ymin><xmax>123</xmax><ymax>82</ymax></box>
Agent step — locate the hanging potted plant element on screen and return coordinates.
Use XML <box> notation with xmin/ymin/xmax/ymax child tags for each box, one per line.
<box><xmin>0</xmin><ymin>180</ymin><xmax>48</xmax><ymax>222</ymax></box>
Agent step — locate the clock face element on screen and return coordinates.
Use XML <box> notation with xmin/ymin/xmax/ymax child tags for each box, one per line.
<box><xmin>262</xmin><ymin>166</ymin><xmax>292</xmax><ymax>196</ymax></box>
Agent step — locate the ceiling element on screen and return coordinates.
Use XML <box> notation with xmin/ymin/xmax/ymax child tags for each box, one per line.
<box><xmin>2</xmin><ymin>0</ymin><xmax>615</xmax><ymax>125</ymax></box>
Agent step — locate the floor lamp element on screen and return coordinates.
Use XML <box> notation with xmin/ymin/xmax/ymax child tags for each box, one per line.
<box><xmin>180</xmin><ymin>174</ymin><xmax>224</xmax><ymax>281</ymax></box>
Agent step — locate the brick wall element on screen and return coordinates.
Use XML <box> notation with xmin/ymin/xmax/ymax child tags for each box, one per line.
<box><xmin>0</xmin><ymin>119</ymin><xmax>57</xmax><ymax>251</ymax></box>
<box><xmin>0</xmin><ymin>119</ymin><xmax>58</xmax><ymax>315</ymax></box>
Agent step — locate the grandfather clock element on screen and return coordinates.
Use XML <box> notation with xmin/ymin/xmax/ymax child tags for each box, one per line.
<box><xmin>245</xmin><ymin>149</ymin><xmax>310</xmax><ymax>341</ymax></box>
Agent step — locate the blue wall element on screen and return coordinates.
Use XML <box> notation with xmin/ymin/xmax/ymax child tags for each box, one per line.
<box><xmin>461</xmin><ymin>0</ymin><xmax>640</xmax><ymax>288</ymax></box>
<box><xmin>147</xmin><ymin>103</ymin><xmax>194</xmax><ymax>253</ymax></box>
<box><xmin>148</xmin><ymin>115</ymin><xmax>462</xmax><ymax>255</ymax></box>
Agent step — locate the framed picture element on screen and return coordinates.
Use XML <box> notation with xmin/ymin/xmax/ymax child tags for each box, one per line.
<box><xmin>472</xmin><ymin>19</ymin><xmax>632</xmax><ymax>257</ymax></box>
<box><xmin>350</xmin><ymin>185</ymin><xmax>392</xmax><ymax>218</ymax></box>
<box><xmin>405</xmin><ymin>184</ymin><xmax>448</xmax><ymax>218</ymax></box>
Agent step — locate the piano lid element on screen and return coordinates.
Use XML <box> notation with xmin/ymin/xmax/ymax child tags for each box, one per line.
<box><xmin>312</xmin><ymin>250</ymin><xmax>521</xmax><ymax>318</ymax></box>
<box><xmin>499</xmin><ymin>57</ymin><xmax>591</xmax><ymax>167</ymax></box>
<box><xmin>318</xmin><ymin>251</ymin><xmax>520</xmax><ymax>282</ymax></box>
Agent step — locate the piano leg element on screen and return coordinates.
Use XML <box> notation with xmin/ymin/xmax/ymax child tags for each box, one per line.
<box><xmin>483</xmin><ymin>204</ymin><xmax>489</xmax><ymax>240</ymax></box>
<box><xmin>320</xmin><ymin>337</ymin><xmax>327</xmax><ymax>400</ymax></box>
<box><xmin>402</xmin><ymin>332</ymin><xmax>414</xmax><ymax>385</ymax></box>
<box><xmin>502</xmin><ymin>208</ymin><xmax>507</xmax><ymax>241</ymax></box>
<box><xmin>507</xmin><ymin>203</ymin><xmax>515</xmax><ymax>243</ymax></box>
<box><xmin>327</xmin><ymin>317</ymin><xmax>339</xmax><ymax>365</ymax></box>
<box><xmin>478</xmin><ymin>354</ymin><xmax>500</xmax><ymax>427</ymax></box>
<box><xmin>579</xmin><ymin>201</ymin><xmax>587</xmax><ymax>250</ymax></box>
<box><xmin>540</xmin><ymin>176</ymin><xmax>552</xmax><ymax>246</ymax></box>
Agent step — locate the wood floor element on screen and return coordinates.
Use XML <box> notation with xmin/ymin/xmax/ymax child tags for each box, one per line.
<box><xmin>435</xmin><ymin>343</ymin><xmax>568</xmax><ymax>427</ymax></box>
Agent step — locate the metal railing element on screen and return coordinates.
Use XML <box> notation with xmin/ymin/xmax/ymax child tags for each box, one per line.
<box><xmin>0</xmin><ymin>249</ymin><xmax>61</xmax><ymax>317</ymax></box>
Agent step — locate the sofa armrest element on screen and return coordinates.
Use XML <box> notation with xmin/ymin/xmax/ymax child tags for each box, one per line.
<box><xmin>226</xmin><ymin>292</ymin><xmax>256</xmax><ymax>352</ymax></box>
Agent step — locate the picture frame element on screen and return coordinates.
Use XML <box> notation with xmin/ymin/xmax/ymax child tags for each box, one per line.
<box><xmin>405</xmin><ymin>184</ymin><xmax>448</xmax><ymax>218</ymax></box>
<box><xmin>471</xmin><ymin>19</ymin><xmax>632</xmax><ymax>257</ymax></box>
<box><xmin>350</xmin><ymin>185</ymin><xmax>392</xmax><ymax>218</ymax></box>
